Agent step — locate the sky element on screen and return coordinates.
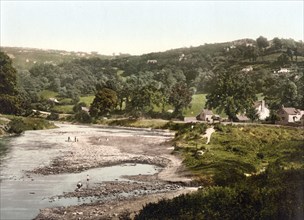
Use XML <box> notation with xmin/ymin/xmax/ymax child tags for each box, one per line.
<box><xmin>1</xmin><ymin>0</ymin><xmax>303</xmax><ymax>55</ymax></box>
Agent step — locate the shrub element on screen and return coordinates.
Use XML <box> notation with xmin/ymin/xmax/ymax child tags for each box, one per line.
<box><xmin>6</xmin><ymin>118</ymin><xmax>26</xmax><ymax>134</ymax></box>
<box><xmin>46</xmin><ymin>112</ymin><xmax>59</xmax><ymax>120</ymax></box>
<box><xmin>75</xmin><ymin>110</ymin><xmax>92</xmax><ymax>123</ymax></box>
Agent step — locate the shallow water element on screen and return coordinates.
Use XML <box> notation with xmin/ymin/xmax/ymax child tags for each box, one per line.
<box><xmin>0</xmin><ymin>124</ymin><xmax>168</xmax><ymax>220</ymax></box>
<box><xmin>1</xmin><ymin>163</ymin><xmax>159</xmax><ymax>220</ymax></box>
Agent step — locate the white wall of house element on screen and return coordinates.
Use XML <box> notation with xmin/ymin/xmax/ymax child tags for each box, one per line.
<box><xmin>255</xmin><ymin>100</ymin><xmax>270</xmax><ymax>120</ymax></box>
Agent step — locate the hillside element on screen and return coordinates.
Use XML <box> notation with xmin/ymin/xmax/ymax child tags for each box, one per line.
<box><xmin>0</xmin><ymin>46</ymin><xmax>120</xmax><ymax>70</ymax></box>
<box><xmin>2</xmin><ymin>37</ymin><xmax>304</xmax><ymax>119</ymax></box>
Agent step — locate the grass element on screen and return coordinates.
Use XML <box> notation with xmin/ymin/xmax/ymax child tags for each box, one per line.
<box><xmin>79</xmin><ymin>95</ymin><xmax>95</xmax><ymax>106</ymax></box>
<box><xmin>52</xmin><ymin>105</ymin><xmax>74</xmax><ymax>114</ymax></box>
<box><xmin>184</xmin><ymin>94</ymin><xmax>206</xmax><ymax>117</ymax></box>
<box><xmin>174</xmin><ymin>124</ymin><xmax>304</xmax><ymax>185</ymax></box>
<box><xmin>39</xmin><ymin>90</ymin><xmax>59</xmax><ymax>99</ymax></box>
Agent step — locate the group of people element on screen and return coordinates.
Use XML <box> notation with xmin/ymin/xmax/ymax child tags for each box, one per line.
<box><xmin>67</xmin><ymin>136</ymin><xmax>78</xmax><ymax>142</ymax></box>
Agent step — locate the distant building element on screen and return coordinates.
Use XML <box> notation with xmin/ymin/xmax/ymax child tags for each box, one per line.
<box><xmin>196</xmin><ymin>109</ymin><xmax>214</xmax><ymax>123</ymax></box>
<box><xmin>81</xmin><ymin>107</ymin><xmax>90</xmax><ymax>113</ymax></box>
<box><xmin>277</xmin><ymin>107</ymin><xmax>304</xmax><ymax>124</ymax></box>
<box><xmin>277</xmin><ymin>68</ymin><xmax>291</xmax><ymax>74</ymax></box>
<box><xmin>48</xmin><ymin>98</ymin><xmax>59</xmax><ymax>104</ymax></box>
<box><xmin>241</xmin><ymin>66</ymin><xmax>253</xmax><ymax>72</ymax></box>
<box><xmin>236</xmin><ymin>114</ymin><xmax>250</xmax><ymax>122</ymax></box>
<box><xmin>147</xmin><ymin>60</ymin><xmax>157</xmax><ymax>64</ymax></box>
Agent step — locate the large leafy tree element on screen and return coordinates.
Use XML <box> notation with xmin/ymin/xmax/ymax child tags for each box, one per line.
<box><xmin>0</xmin><ymin>52</ymin><xmax>22</xmax><ymax>114</ymax></box>
<box><xmin>205</xmin><ymin>69</ymin><xmax>257</xmax><ymax>121</ymax></box>
<box><xmin>90</xmin><ymin>87</ymin><xmax>118</xmax><ymax>117</ymax></box>
<box><xmin>168</xmin><ymin>82</ymin><xmax>193</xmax><ymax>118</ymax></box>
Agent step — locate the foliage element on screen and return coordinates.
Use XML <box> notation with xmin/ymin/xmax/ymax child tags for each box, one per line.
<box><xmin>205</xmin><ymin>68</ymin><xmax>257</xmax><ymax>121</ymax></box>
<box><xmin>0</xmin><ymin>52</ymin><xmax>22</xmax><ymax>115</ymax></box>
<box><xmin>136</xmin><ymin>166</ymin><xmax>304</xmax><ymax>220</ymax></box>
<box><xmin>74</xmin><ymin>110</ymin><xmax>92</xmax><ymax>123</ymax></box>
<box><xmin>90</xmin><ymin>87</ymin><xmax>118</xmax><ymax>117</ymax></box>
<box><xmin>46</xmin><ymin>112</ymin><xmax>59</xmax><ymax>120</ymax></box>
<box><xmin>6</xmin><ymin>117</ymin><xmax>55</xmax><ymax>134</ymax></box>
<box><xmin>246</xmin><ymin>106</ymin><xmax>259</xmax><ymax>122</ymax></box>
<box><xmin>168</xmin><ymin>82</ymin><xmax>193</xmax><ymax>118</ymax></box>
<box><xmin>6</xmin><ymin>118</ymin><xmax>27</xmax><ymax>134</ymax></box>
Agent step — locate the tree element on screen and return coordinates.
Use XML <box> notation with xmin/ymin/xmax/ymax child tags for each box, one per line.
<box><xmin>205</xmin><ymin>69</ymin><xmax>257</xmax><ymax>121</ymax></box>
<box><xmin>168</xmin><ymin>82</ymin><xmax>193</xmax><ymax>118</ymax></box>
<box><xmin>90</xmin><ymin>87</ymin><xmax>118</xmax><ymax>117</ymax></box>
<box><xmin>0</xmin><ymin>52</ymin><xmax>22</xmax><ymax>114</ymax></box>
<box><xmin>256</xmin><ymin>36</ymin><xmax>269</xmax><ymax>50</ymax></box>
<box><xmin>272</xmin><ymin>37</ymin><xmax>282</xmax><ymax>50</ymax></box>
<box><xmin>75</xmin><ymin>110</ymin><xmax>92</xmax><ymax>123</ymax></box>
<box><xmin>256</xmin><ymin>36</ymin><xmax>269</xmax><ymax>60</ymax></box>
<box><xmin>246</xmin><ymin>107</ymin><xmax>259</xmax><ymax>122</ymax></box>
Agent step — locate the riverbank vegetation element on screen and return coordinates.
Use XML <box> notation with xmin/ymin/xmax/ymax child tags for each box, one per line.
<box><xmin>136</xmin><ymin>124</ymin><xmax>304</xmax><ymax>219</ymax></box>
<box><xmin>1</xmin><ymin>37</ymin><xmax>304</xmax><ymax>122</ymax></box>
<box><xmin>0</xmin><ymin>115</ymin><xmax>56</xmax><ymax>135</ymax></box>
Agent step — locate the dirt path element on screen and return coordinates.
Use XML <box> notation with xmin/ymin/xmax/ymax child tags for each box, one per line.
<box><xmin>30</xmin><ymin>123</ymin><xmax>196</xmax><ymax>219</ymax></box>
<box><xmin>202</xmin><ymin>126</ymin><xmax>215</xmax><ymax>144</ymax></box>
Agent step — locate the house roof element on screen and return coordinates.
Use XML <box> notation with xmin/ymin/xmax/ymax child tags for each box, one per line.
<box><xmin>236</xmin><ymin>114</ymin><xmax>250</xmax><ymax>121</ymax></box>
<box><xmin>282</xmin><ymin>107</ymin><xmax>300</xmax><ymax>115</ymax></box>
<box><xmin>253</xmin><ymin>101</ymin><xmax>261</xmax><ymax>108</ymax></box>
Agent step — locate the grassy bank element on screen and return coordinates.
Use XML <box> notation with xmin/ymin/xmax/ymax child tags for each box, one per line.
<box><xmin>174</xmin><ymin>124</ymin><xmax>304</xmax><ymax>185</ymax></box>
<box><xmin>0</xmin><ymin>115</ymin><xmax>57</xmax><ymax>135</ymax></box>
<box><xmin>136</xmin><ymin>124</ymin><xmax>304</xmax><ymax>219</ymax></box>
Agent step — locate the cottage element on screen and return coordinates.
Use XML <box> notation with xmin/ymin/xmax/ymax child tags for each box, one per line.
<box><xmin>236</xmin><ymin>114</ymin><xmax>250</xmax><ymax>122</ymax></box>
<box><xmin>254</xmin><ymin>100</ymin><xmax>270</xmax><ymax>120</ymax></box>
<box><xmin>277</xmin><ymin>107</ymin><xmax>304</xmax><ymax>124</ymax></box>
<box><xmin>196</xmin><ymin>109</ymin><xmax>214</xmax><ymax>122</ymax></box>
<box><xmin>48</xmin><ymin>98</ymin><xmax>59</xmax><ymax>103</ymax></box>
<box><xmin>81</xmin><ymin>107</ymin><xmax>90</xmax><ymax>113</ymax></box>
<box><xmin>277</xmin><ymin>68</ymin><xmax>291</xmax><ymax>74</ymax></box>
<box><xmin>241</xmin><ymin>66</ymin><xmax>253</xmax><ymax>72</ymax></box>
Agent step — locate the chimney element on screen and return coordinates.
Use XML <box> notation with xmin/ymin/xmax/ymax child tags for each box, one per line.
<box><xmin>261</xmin><ymin>100</ymin><xmax>265</xmax><ymax>112</ymax></box>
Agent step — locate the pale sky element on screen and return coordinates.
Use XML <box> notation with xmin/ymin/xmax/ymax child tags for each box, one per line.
<box><xmin>1</xmin><ymin>0</ymin><xmax>303</xmax><ymax>55</ymax></box>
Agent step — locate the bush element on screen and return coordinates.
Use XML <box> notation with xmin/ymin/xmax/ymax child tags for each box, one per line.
<box><xmin>6</xmin><ymin>118</ymin><xmax>26</xmax><ymax>134</ymax></box>
<box><xmin>75</xmin><ymin>110</ymin><xmax>92</xmax><ymax>123</ymax></box>
<box><xmin>46</xmin><ymin>112</ymin><xmax>59</xmax><ymax>120</ymax></box>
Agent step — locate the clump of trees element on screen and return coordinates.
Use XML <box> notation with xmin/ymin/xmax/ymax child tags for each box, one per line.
<box><xmin>205</xmin><ymin>67</ymin><xmax>257</xmax><ymax>121</ymax></box>
<box><xmin>0</xmin><ymin>52</ymin><xmax>23</xmax><ymax>114</ymax></box>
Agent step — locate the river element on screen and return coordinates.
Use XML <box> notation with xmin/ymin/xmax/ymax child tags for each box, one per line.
<box><xmin>0</xmin><ymin>124</ymin><xmax>175</xmax><ymax>220</ymax></box>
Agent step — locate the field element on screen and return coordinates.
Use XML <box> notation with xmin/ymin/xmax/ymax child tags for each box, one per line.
<box><xmin>174</xmin><ymin>123</ymin><xmax>304</xmax><ymax>185</ymax></box>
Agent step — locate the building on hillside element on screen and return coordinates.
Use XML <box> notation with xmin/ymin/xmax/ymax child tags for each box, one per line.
<box><xmin>301</xmin><ymin>115</ymin><xmax>304</xmax><ymax>126</ymax></box>
<box><xmin>146</xmin><ymin>59</ymin><xmax>157</xmax><ymax>64</ymax></box>
<box><xmin>81</xmin><ymin>107</ymin><xmax>90</xmax><ymax>113</ymax></box>
<box><xmin>254</xmin><ymin>100</ymin><xmax>270</xmax><ymax>120</ymax></box>
<box><xmin>48</xmin><ymin>98</ymin><xmax>59</xmax><ymax>104</ymax></box>
<box><xmin>236</xmin><ymin>114</ymin><xmax>250</xmax><ymax>122</ymax></box>
<box><xmin>277</xmin><ymin>107</ymin><xmax>304</xmax><ymax>124</ymax></box>
<box><xmin>277</xmin><ymin>68</ymin><xmax>291</xmax><ymax>74</ymax></box>
<box><xmin>196</xmin><ymin>109</ymin><xmax>214</xmax><ymax>123</ymax></box>
<box><xmin>241</xmin><ymin>66</ymin><xmax>253</xmax><ymax>72</ymax></box>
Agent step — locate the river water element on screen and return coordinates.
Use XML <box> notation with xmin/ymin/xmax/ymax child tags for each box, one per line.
<box><xmin>0</xmin><ymin>124</ymin><xmax>166</xmax><ymax>220</ymax></box>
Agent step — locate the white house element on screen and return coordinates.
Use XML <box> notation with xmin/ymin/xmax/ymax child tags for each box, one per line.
<box><xmin>277</xmin><ymin>107</ymin><xmax>304</xmax><ymax>124</ymax></box>
<box><xmin>196</xmin><ymin>109</ymin><xmax>214</xmax><ymax>122</ymax></box>
<box><xmin>254</xmin><ymin>100</ymin><xmax>270</xmax><ymax>120</ymax></box>
<box><xmin>241</xmin><ymin>66</ymin><xmax>253</xmax><ymax>72</ymax></box>
<box><xmin>278</xmin><ymin>68</ymin><xmax>291</xmax><ymax>74</ymax></box>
